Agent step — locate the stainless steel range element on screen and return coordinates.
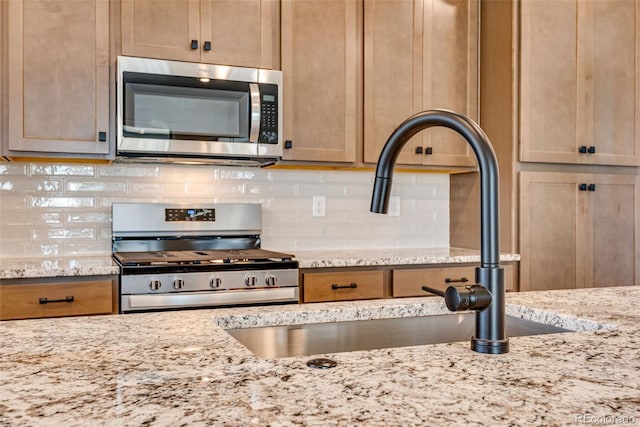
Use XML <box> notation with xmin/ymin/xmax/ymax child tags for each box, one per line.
<box><xmin>112</xmin><ymin>203</ymin><xmax>299</xmax><ymax>313</ymax></box>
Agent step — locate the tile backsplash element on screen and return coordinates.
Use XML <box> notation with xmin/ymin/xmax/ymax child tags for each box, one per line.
<box><xmin>0</xmin><ymin>162</ymin><xmax>449</xmax><ymax>259</ymax></box>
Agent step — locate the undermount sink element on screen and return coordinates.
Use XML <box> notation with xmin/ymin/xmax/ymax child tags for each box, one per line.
<box><xmin>225</xmin><ymin>313</ymin><xmax>573</xmax><ymax>359</ymax></box>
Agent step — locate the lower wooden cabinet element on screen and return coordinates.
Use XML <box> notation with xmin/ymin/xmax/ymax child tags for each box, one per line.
<box><xmin>301</xmin><ymin>263</ymin><xmax>517</xmax><ymax>303</ymax></box>
<box><xmin>520</xmin><ymin>172</ymin><xmax>639</xmax><ymax>291</ymax></box>
<box><xmin>302</xmin><ymin>270</ymin><xmax>385</xmax><ymax>303</ymax></box>
<box><xmin>0</xmin><ymin>278</ymin><xmax>117</xmax><ymax>320</ymax></box>
<box><xmin>393</xmin><ymin>264</ymin><xmax>515</xmax><ymax>297</ymax></box>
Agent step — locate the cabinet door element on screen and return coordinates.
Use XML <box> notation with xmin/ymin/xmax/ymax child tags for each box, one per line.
<box><xmin>521</xmin><ymin>0</ymin><xmax>640</xmax><ymax>166</ymax></box>
<box><xmin>585</xmin><ymin>174</ymin><xmax>639</xmax><ymax>287</ymax></box>
<box><xmin>7</xmin><ymin>0</ymin><xmax>110</xmax><ymax>156</ymax></box>
<box><xmin>363</xmin><ymin>0</ymin><xmax>477</xmax><ymax>167</ymax></box>
<box><xmin>281</xmin><ymin>0</ymin><xmax>361</xmax><ymax>162</ymax></box>
<box><xmin>302</xmin><ymin>270</ymin><xmax>384</xmax><ymax>303</ymax></box>
<box><xmin>421</xmin><ymin>0</ymin><xmax>477</xmax><ymax>167</ymax></box>
<box><xmin>520</xmin><ymin>172</ymin><xmax>584</xmax><ymax>291</ymax></box>
<box><xmin>580</xmin><ymin>1</ymin><xmax>640</xmax><ymax>166</ymax></box>
<box><xmin>121</xmin><ymin>0</ymin><xmax>201</xmax><ymax>62</ymax></box>
<box><xmin>363</xmin><ymin>0</ymin><xmax>421</xmax><ymax>165</ymax></box>
<box><xmin>520</xmin><ymin>0</ymin><xmax>578</xmax><ymax>164</ymax></box>
<box><xmin>0</xmin><ymin>280</ymin><xmax>114</xmax><ymax>321</ymax></box>
<box><xmin>201</xmin><ymin>0</ymin><xmax>279</xmax><ymax>69</ymax></box>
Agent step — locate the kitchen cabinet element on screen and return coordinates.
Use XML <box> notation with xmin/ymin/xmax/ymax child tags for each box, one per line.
<box><xmin>520</xmin><ymin>0</ymin><xmax>640</xmax><ymax>166</ymax></box>
<box><xmin>0</xmin><ymin>2</ymin><xmax>4</xmax><ymax>157</ymax></box>
<box><xmin>280</xmin><ymin>0</ymin><xmax>361</xmax><ymax>162</ymax></box>
<box><xmin>392</xmin><ymin>264</ymin><xmax>515</xmax><ymax>297</ymax></box>
<box><xmin>362</xmin><ymin>0</ymin><xmax>478</xmax><ymax>167</ymax></box>
<box><xmin>121</xmin><ymin>0</ymin><xmax>280</xmax><ymax>70</ymax></box>
<box><xmin>301</xmin><ymin>262</ymin><xmax>517</xmax><ymax>303</ymax></box>
<box><xmin>302</xmin><ymin>270</ymin><xmax>385</xmax><ymax>303</ymax></box>
<box><xmin>4</xmin><ymin>0</ymin><xmax>111</xmax><ymax>158</ymax></box>
<box><xmin>520</xmin><ymin>172</ymin><xmax>639</xmax><ymax>291</ymax></box>
<box><xmin>0</xmin><ymin>278</ymin><xmax>117</xmax><ymax>321</ymax></box>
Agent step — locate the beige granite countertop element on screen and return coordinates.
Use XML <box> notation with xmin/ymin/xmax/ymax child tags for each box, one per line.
<box><xmin>294</xmin><ymin>247</ymin><xmax>520</xmax><ymax>268</ymax></box>
<box><xmin>0</xmin><ymin>248</ymin><xmax>519</xmax><ymax>280</ymax></box>
<box><xmin>0</xmin><ymin>256</ymin><xmax>119</xmax><ymax>280</ymax></box>
<box><xmin>1</xmin><ymin>286</ymin><xmax>638</xmax><ymax>426</ymax></box>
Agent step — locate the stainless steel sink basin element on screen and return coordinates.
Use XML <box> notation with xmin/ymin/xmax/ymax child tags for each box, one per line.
<box><xmin>226</xmin><ymin>313</ymin><xmax>572</xmax><ymax>358</ymax></box>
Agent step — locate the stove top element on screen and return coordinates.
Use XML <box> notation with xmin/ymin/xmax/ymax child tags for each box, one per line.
<box><xmin>114</xmin><ymin>248</ymin><xmax>294</xmax><ymax>267</ymax></box>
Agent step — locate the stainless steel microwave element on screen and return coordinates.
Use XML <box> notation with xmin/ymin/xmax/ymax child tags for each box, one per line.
<box><xmin>116</xmin><ymin>56</ymin><xmax>282</xmax><ymax>166</ymax></box>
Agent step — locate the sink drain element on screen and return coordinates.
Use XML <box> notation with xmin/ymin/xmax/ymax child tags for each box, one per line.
<box><xmin>306</xmin><ymin>358</ymin><xmax>337</xmax><ymax>369</ymax></box>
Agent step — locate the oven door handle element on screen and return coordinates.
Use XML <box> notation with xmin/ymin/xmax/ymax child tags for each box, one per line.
<box><xmin>249</xmin><ymin>83</ymin><xmax>261</xmax><ymax>144</ymax></box>
<box><xmin>123</xmin><ymin>288</ymin><xmax>298</xmax><ymax>311</ymax></box>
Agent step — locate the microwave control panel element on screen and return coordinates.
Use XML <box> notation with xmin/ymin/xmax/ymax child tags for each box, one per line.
<box><xmin>258</xmin><ymin>84</ymin><xmax>279</xmax><ymax>144</ymax></box>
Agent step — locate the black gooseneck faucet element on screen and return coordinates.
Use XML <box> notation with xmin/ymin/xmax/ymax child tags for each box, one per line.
<box><xmin>370</xmin><ymin>109</ymin><xmax>509</xmax><ymax>354</ymax></box>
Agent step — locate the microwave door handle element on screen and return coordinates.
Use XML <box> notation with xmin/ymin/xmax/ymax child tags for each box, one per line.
<box><xmin>249</xmin><ymin>83</ymin><xmax>261</xmax><ymax>144</ymax></box>
<box><xmin>123</xmin><ymin>125</ymin><xmax>171</xmax><ymax>136</ymax></box>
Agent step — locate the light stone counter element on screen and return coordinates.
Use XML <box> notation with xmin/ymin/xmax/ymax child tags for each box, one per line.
<box><xmin>1</xmin><ymin>286</ymin><xmax>638</xmax><ymax>426</ymax></box>
<box><xmin>294</xmin><ymin>247</ymin><xmax>520</xmax><ymax>268</ymax></box>
<box><xmin>0</xmin><ymin>248</ymin><xmax>519</xmax><ymax>280</ymax></box>
<box><xmin>0</xmin><ymin>256</ymin><xmax>119</xmax><ymax>280</ymax></box>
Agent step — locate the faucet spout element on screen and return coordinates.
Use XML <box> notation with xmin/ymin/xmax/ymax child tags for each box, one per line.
<box><xmin>370</xmin><ymin>109</ymin><xmax>508</xmax><ymax>354</ymax></box>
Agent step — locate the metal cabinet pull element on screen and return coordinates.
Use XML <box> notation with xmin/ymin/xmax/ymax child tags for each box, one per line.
<box><xmin>191</xmin><ymin>40</ymin><xmax>198</xmax><ymax>49</ymax></box>
<box><xmin>445</xmin><ymin>277</ymin><xmax>469</xmax><ymax>283</ymax></box>
<box><xmin>39</xmin><ymin>296</ymin><xmax>74</xmax><ymax>304</ymax></box>
<box><xmin>203</xmin><ymin>41</ymin><xmax>212</xmax><ymax>51</ymax></box>
<box><xmin>284</xmin><ymin>140</ymin><xmax>293</xmax><ymax>149</ymax></box>
<box><xmin>331</xmin><ymin>283</ymin><xmax>357</xmax><ymax>290</ymax></box>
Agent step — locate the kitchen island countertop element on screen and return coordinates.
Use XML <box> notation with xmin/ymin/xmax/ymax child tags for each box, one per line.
<box><xmin>1</xmin><ymin>286</ymin><xmax>638</xmax><ymax>426</ymax></box>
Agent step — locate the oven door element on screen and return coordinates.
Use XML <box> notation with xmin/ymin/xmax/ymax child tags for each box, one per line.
<box><xmin>121</xmin><ymin>288</ymin><xmax>299</xmax><ymax>313</ymax></box>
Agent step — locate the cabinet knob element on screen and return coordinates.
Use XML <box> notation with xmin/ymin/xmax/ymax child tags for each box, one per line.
<box><xmin>415</xmin><ymin>146</ymin><xmax>423</xmax><ymax>155</ymax></box>
<box><xmin>579</xmin><ymin>183</ymin><xmax>588</xmax><ymax>191</ymax></box>
<box><xmin>191</xmin><ymin>40</ymin><xmax>198</xmax><ymax>50</ymax></box>
<box><xmin>588</xmin><ymin>184</ymin><xmax>596</xmax><ymax>192</ymax></box>
<box><xmin>425</xmin><ymin>147</ymin><xmax>433</xmax><ymax>155</ymax></box>
<box><xmin>588</xmin><ymin>146</ymin><xmax>596</xmax><ymax>154</ymax></box>
<box><xmin>579</xmin><ymin>145</ymin><xmax>588</xmax><ymax>153</ymax></box>
<box><xmin>203</xmin><ymin>41</ymin><xmax>212</xmax><ymax>51</ymax></box>
<box><xmin>284</xmin><ymin>140</ymin><xmax>293</xmax><ymax>149</ymax></box>
<box><xmin>98</xmin><ymin>131</ymin><xmax>107</xmax><ymax>142</ymax></box>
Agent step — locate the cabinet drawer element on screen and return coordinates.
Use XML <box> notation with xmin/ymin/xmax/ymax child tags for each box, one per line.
<box><xmin>393</xmin><ymin>265</ymin><xmax>514</xmax><ymax>297</ymax></box>
<box><xmin>0</xmin><ymin>280</ymin><xmax>113</xmax><ymax>320</ymax></box>
<box><xmin>303</xmin><ymin>271</ymin><xmax>384</xmax><ymax>303</ymax></box>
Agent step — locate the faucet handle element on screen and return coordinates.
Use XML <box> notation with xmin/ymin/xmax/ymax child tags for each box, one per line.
<box><xmin>421</xmin><ymin>285</ymin><xmax>445</xmax><ymax>297</ymax></box>
<box><xmin>422</xmin><ymin>284</ymin><xmax>492</xmax><ymax>312</ymax></box>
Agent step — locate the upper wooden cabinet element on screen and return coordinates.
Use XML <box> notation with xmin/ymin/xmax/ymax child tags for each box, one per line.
<box><xmin>5</xmin><ymin>0</ymin><xmax>111</xmax><ymax>158</ymax></box>
<box><xmin>520</xmin><ymin>172</ymin><xmax>639</xmax><ymax>291</ymax></box>
<box><xmin>121</xmin><ymin>0</ymin><xmax>280</xmax><ymax>70</ymax></box>
<box><xmin>280</xmin><ymin>0</ymin><xmax>361</xmax><ymax>162</ymax></box>
<box><xmin>363</xmin><ymin>0</ymin><xmax>478</xmax><ymax>167</ymax></box>
<box><xmin>520</xmin><ymin>0</ymin><xmax>640</xmax><ymax>166</ymax></box>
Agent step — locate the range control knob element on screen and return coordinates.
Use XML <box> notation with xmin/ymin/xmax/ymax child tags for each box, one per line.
<box><xmin>149</xmin><ymin>279</ymin><xmax>162</xmax><ymax>291</ymax></box>
<box><xmin>265</xmin><ymin>274</ymin><xmax>277</xmax><ymax>287</ymax></box>
<box><xmin>245</xmin><ymin>275</ymin><xmax>257</xmax><ymax>287</ymax></box>
<box><xmin>173</xmin><ymin>278</ymin><xmax>185</xmax><ymax>290</ymax></box>
<box><xmin>209</xmin><ymin>276</ymin><xmax>222</xmax><ymax>289</ymax></box>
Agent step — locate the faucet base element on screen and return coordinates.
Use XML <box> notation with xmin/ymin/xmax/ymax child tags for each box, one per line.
<box><xmin>471</xmin><ymin>337</ymin><xmax>509</xmax><ymax>354</ymax></box>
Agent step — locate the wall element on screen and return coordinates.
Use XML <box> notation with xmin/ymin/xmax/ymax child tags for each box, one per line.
<box><xmin>0</xmin><ymin>162</ymin><xmax>449</xmax><ymax>259</ymax></box>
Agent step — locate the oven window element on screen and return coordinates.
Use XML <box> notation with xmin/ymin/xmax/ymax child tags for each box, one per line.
<box><xmin>122</xmin><ymin>75</ymin><xmax>250</xmax><ymax>142</ymax></box>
